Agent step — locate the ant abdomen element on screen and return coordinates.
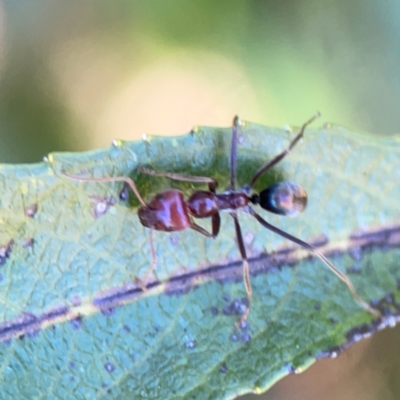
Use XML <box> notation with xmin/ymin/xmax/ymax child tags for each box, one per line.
<box><xmin>258</xmin><ymin>181</ymin><xmax>307</xmax><ymax>217</ymax></box>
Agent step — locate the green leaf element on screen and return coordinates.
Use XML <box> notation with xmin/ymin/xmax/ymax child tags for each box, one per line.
<box><xmin>0</xmin><ymin>120</ymin><xmax>399</xmax><ymax>399</ymax></box>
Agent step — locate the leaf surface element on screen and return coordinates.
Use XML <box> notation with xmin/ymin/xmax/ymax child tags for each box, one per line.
<box><xmin>0</xmin><ymin>121</ymin><xmax>399</xmax><ymax>399</ymax></box>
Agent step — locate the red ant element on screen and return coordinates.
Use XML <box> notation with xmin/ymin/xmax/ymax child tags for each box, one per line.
<box><xmin>64</xmin><ymin>114</ymin><xmax>379</xmax><ymax>324</ymax></box>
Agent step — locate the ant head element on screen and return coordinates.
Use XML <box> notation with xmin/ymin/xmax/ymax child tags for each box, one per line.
<box><xmin>252</xmin><ymin>181</ymin><xmax>307</xmax><ymax>217</ymax></box>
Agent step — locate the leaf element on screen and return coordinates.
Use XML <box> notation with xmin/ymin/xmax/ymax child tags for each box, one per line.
<box><xmin>0</xmin><ymin>120</ymin><xmax>399</xmax><ymax>400</ymax></box>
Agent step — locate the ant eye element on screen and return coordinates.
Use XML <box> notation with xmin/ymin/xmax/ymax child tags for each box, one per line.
<box><xmin>259</xmin><ymin>181</ymin><xmax>307</xmax><ymax>217</ymax></box>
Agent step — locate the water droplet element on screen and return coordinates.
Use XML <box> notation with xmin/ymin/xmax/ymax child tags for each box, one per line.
<box><xmin>101</xmin><ymin>307</ymin><xmax>115</xmax><ymax>317</ymax></box>
<box><xmin>349</xmin><ymin>246</ymin><xmax>363</xmax><ymax>261</ymax></box>
<box><xmin>70</xmin><ymin>296</ymin><xmax>81</xmax><ymax>307</ymax></box>
<box><xmin>119</xmin><ymin>183</ymin><xmax>129</xmax><ymax>201</ymax></box>
<box><xmin>370</xmin><ymin>298</ymin><xmax>380</xmax><ymax>307</ymax></box>
<box><xmin>230</xmin><ymin>333</ymin><xmax>239</xmax><ymax>342</ymax></box>
<box><xmin>22</xmin><ymin>238</ymin><xmax>35</xmax><ymax>249</ymax></box>
<box><xmin>220</xmin><ymin>364</ymin><xmax>228</xmax><ymax>373</ymax></box>
<box><xmin>238</xmin><ymin>319</ymin><xmax>248</xmax><ymax>330</ymax></box>
<box><xmin>169</xmin><ymin>234</ymin><xmax>180</xmax><ymax>246</ymax></box>
<box><xmin>20</xmin><ymin>312</ymin><xmax>37</xmax><ymax>324</ymax></box>
<box><xmin>347</xmin><ymin>264</ymin><xmax>361</xmax><ymax>274</ymax></box>
<box><xmin>70</xmin><ymin>317</ymin><xmax>82</xmax><ymax>330</ymax></box>
<box><xmin>223</xmin><ymin>298</ymin><xmax>248</xmax><ymax>316</ymax></box>
<box><xmin>384</xmin><ymin>293</ymin><xmax>395</xmax><ymax>304</ymax></box>
<box><xmin>210</xmin><ymin>307</ymin><xmax>218</xmax><ymax>316</ymax></box>
<box><xmin>104</xmin><ymin>362</ymin><xmax>115</xmax><ymax>373</ymax></box>
<box><xmin>283</xmin><ymin>124</ymin><xmax>292</xmax><ymax>132</ymax></box>
<box><xmin>25</xmin><ymin>204</ymin><xmax>38</xmax><ymax>218</ymax></box>
<box><xmin>241</xmin><ymin>331</ymin><xmax>251</xmax><ymax>343</ymax></box>
<box><xmin>96</xmin><ymin>202</ymin><xmax>107</xmax><ymax>214</ymax></box>
<box><xmin>185</xmin><ymin>340</ymin><xmax>197</xmax><ymax>349</ymax></box>
<box><xmin>244</xmin><ymin>232</ymin><xmax>254</xmax><ymax>245</ymax></box>
<box><xmin>0</xmin><ymin>240</ymin><xmax>13</xmax><ymax>265</ymax></box>
<box><xmin>90</xmin><ymin>196</ymin><xmax>115</xmax><ymax>219</ymax></box>
<box><xmin>223</xmin><ymin>294</ymin><xmax>231</xmax><ymax>302</ymax></box>
<box><xmin>26</xmin><ymin>329</ymin><xmax>39</xmax><ymax>339</ymax></box>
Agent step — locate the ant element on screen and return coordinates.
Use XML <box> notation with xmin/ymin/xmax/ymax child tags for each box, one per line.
<box><xmin>64</xmin><ymin>114</ymin><xmax>379</xmax><ymax>324</ymax></box>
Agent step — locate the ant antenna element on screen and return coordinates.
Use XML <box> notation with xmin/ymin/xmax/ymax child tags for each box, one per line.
<box><xmin>63</xmin><ymin>173</ymin><xmax>147</xmax><ymax>208</ymax></box>
<box><xmin>249</xmin><ymin>112</ymin><xmax>321</xmax><ymax>188</ymax></box>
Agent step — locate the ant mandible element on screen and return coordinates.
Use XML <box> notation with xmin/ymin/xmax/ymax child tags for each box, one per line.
<box><xmin>64</xmin><ymin>114</ymin><xmax>379</xmax><ymax>324</ymax></box>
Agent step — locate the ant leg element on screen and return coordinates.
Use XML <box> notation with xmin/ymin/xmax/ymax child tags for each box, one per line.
<box><xmin>63</xmin><ymin>173</ymin><xmax>147</xmax><ymax>208</ymax></box>
<box><xmin>212</xmin><ymin>214</ymin><xmax>221</xmax><ymax>238</ymax></box>
<box><xmin>140</xmin><ymin>168</ymin><xmax>218</xmax><ymax>192</ymax></box>
<box><xmin>231</xmin><ymin>213</ymin><xmax>252</xmax><ymax>326</ymax></box>
<box><xmin>141</xmin><ymin>220</ymin><xmax>220</xmax><ymax>290</ymax></box>
<box><xmin>246</xmin><ymin>207</ymin><xmax>380</xmax><ymax>317</ymax></box>
<box><xmin>249</xmin><ymin>112</ymin><xmax>321</xmax><ymax>188</ymax></box>
<box><xmin>190</xmin><ymin>214</ymin><xmax>220</xmax><ymax>239</ymax></box>
<box><xmin>190</xmin><ymin>222</ymin><xmax>214</xmax><ymax>238</ymax></box>
<box><xmin>230</xmin><ymin>116</ymin><xmax>241</xmax><ymax>190</ymax></box>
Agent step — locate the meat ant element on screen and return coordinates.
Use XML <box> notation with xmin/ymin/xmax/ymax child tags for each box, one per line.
<box><xmin>64</xmin><ymin>114</ymin><xmax>379</xmax><ymax>324</ymax></box>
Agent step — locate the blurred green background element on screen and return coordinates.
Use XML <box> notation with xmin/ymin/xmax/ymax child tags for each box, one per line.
<box><xmin>0</xmin><ymin>1</ymin><xmax>400</xmax><ymax>399</ymax></box>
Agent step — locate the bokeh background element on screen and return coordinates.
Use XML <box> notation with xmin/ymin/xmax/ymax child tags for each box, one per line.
<box><xmin>0</xmin><ymin>1</ymin><xmax>400</xmax><ymax>399</ymax></box>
